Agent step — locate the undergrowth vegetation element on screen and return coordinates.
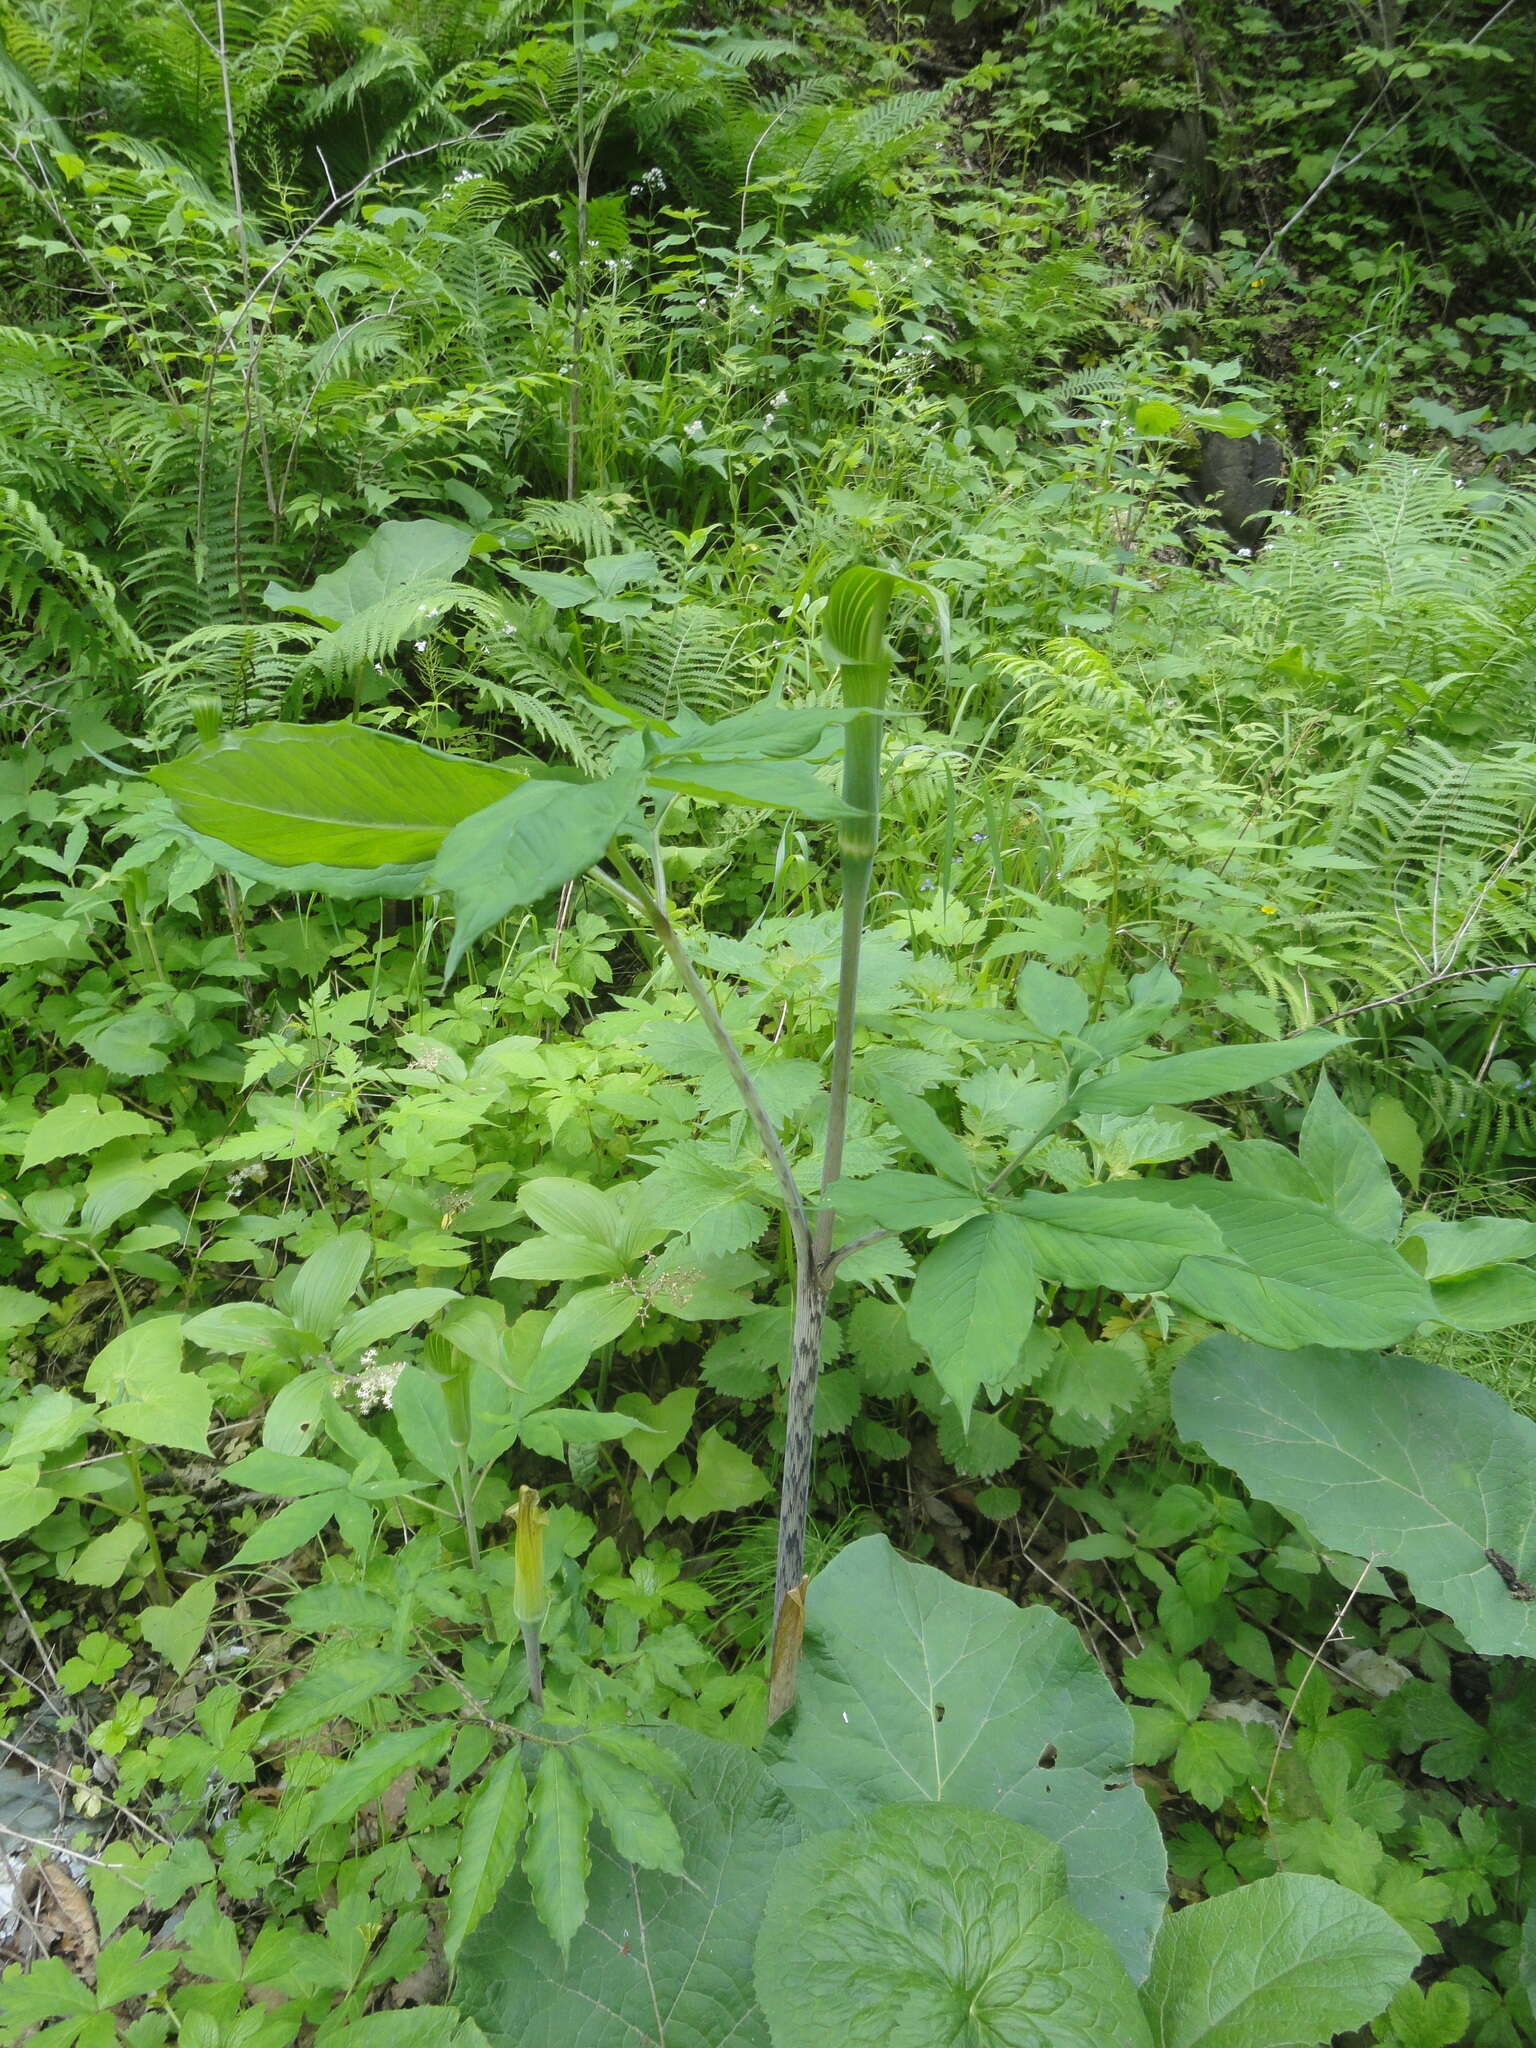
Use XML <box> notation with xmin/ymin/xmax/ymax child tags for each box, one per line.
<box><xmin>2</xmin><ymin>2</ymin><xmax>1536</xmax><ymax>2044</ymax></box>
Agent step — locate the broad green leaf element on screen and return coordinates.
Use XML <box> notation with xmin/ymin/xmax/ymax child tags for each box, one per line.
<box><xmin>262</xmin><ymin>1648</ymin><xmax>419</xmax><ymax>1741</ymax></box>
<box><xmin>1404</xmin><ymin>1215</ymin><xmax>1536</xmax><ymax>1278</ymax></box>
<box><xmin>265</xmin><ymin>519</ymin><xmax>472</xmax><ymax>627</ymax></box>
<box><xmin>659</xmin><ymin>704</ymin><xmax>853</xmax><ymax>763</ymax></box>
<box><xmin>537</xmin><ymin>1282</ymin><xmax>643</xmax><ymax>1366</ymax></box>
<box><xmin>308</xmin><ymin>1722</ymin><xmax>453</xmax><ymax>1832</ymax></box>
<box><xmin>434</xmin><ymin>763</ymin><xmax>645</xmax><ymax>975</ymax></box>
<box><xmin>826</xmin><ymin>1169</ymin><xmax>986</xmax><ymax>1231</ymax></box>
<box><xmin>151</xmin><ymin>723</ymin><xmax>522</xmax><ymax>893</ymax></box>
<box><xmin>648</xmin><ymin>756</ymin><xmax>854</xmax><ymax>818</ymax></box>
<box><xmin>614</xmin><ymin>1386</ymin><xmax>696</xmax><ymax>1478</ymax></box>
<box><xmin>22</xmin><ymin>1097</ymin><xmax>158</xmax><ymax>1172</ymax></box>
<box><xmin>505</xmin><ymin>566</ymin><xmax>595</xmax><ymax>608</ymax></box>
<box><xmin>458</xmin><ymin>1726</ymin><xmax>799</xmax><ymax>2048</ymax></box>
<box><xmin>668</xmin><ymin>1426</ymin><xmax>770</xmax><ymax>1521</ymax></box>
<box><xmin>1014</xmin><ymin>961</ymin><xmax>1091</xmax><ymax>1041</ymax></box>
<box><xmin>0</xmin><ymin>1285</ymin><xmax>49</xmax><ymax>1330</ymax></box>
<box><xmin>139</xmin><ymin>1577</ymin><xmax>218</xmax><ymax>1676</ymax></box>
<box><xmin>5</xmin><ymin>1387</ymin><xmax>94</xmax><ymax>1461</ymax></box>
<box><xmin>767</xmin><ymin>1537</ymin><xmax>1167</xmax><ymax>1979</ymax></box>
<box><xmin>756</xmin><ymin>1804</ymin><xmax>1147</xmax><ymax>2048</ymax></box>
<box><xmin>870</xmin><ymin>1072</ymin><xmax>975</xmax><ymax>1187</ymax></box>
<box><xmin>0</xmin><ymin>1464</ymin><xmax>61</xmax><ymax>1540</ymax></box>
<box><xmin>184</xmin><ymin>1301</ymin><xmax>295</xmax><ymax>1354</ymax></box>
<box><xmin>85</xmin><ymin>1319</ymin><xmax>210</xmax><ymax>1454</ymax></box>
<box><xmin>80</xmin><ymin>1149</ymin><xmax>200</xmax><ymax>1234</ymax></box>
<box><xmin>1428</xmin><ymin>1261</ymin><xmax>1536</xmax><ymax>1332</ymax></box>
<box><xmin>445</xmin><ymin>1752</ymin><xmax>528</xmax><ymax>1964</ymax></box>
<box><xmin>229</xmin><ymin>1493</ymin><xmax>340</xmax><ymax>1565</ymax></box>
<box><xmin>571</xmin><ymin>1743</ymin><xmax>684</xmax><ymax>1874</ymax></box>
<box><xmin>1298</xmin><ymin>1076</ymin><xmax>1401</xmax><ymax>1240</ymax></box>
<box><xmin>1172</xmin><ymin>1337</ymin><xmax>1536</xmax><ymax>1656</ymax></box>
<box><xmin>1140</xmin><ymin>1872</ymin><xmax>1417</xmax><ymax>2048</ymax></box>
<box><xmin>65</xmin><ymin>1517</ymin><xmax>148</xmax><ymax>1587</ymax></box>
<box><xmin>390</xmin><ymin>1367</ymin><xmax>458</xmax><ymax>1483</ymax></box>
<box><xmin>1068</xmin><ymin>1030</ymin><xmax>1343</xmax><ymax>1118</ymax></box>
<box><xmin>524</xmin><ymin>1749</ymin><xmax>591</xmax><ymax>1956</ymax></box>
<box><xmin>907</xmin><ymin>1211</ymin><xmax>1036</xmax><ymax>1422</ymax></box>
<box><xmin>1125</xmin><ymin>1180</ymin><xmax>1433</xmax><ymax>1349</ymax></box>
<box><xmin>516</xmin><ymin>1175</ymin><xmax>622</xmax><ymax>1248</ymax></box>
<box><xmin>333</xmin><ymin>1287</ymin><xmax>458</xmax><ymax>1364</ymax></box>
<box><xmin>1008</xmin><ymin>1188</ymin><xmax>1224</xmax><ymax>1293</ymax></box>
<box><xmin>290</xmin><ymin>1232</ymin><xmax>372</xmax><ymax>1339</ymax></box>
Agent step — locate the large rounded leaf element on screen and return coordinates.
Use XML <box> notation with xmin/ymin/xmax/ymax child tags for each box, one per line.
<box><xmin>456</xmin><ymin>1726</ymin><xmax>799</xmax><ymax>2048</ymax></box>
<box><xmin>1141</xmin><ymin>1873</ymin><xmax>1417</xmax><ymax>2048</ymax></box>
<box><xmin>754</xmin><ymin>1804</ymin><xmax>1149</xmax><ymax>2048</ymax></box>
<box><xmin>1172</xmin><ymin>1337</ymin><xmax>1536</xmax><ymax>1655</ymax></box>
<box><xmin>766</xmin><ymin>1536</ymin><xmax>1167</xmax><ymax>1979</ymax></box>
<box><xmin>151</xmin><ymin>723</ymin><xmax>522</xmax><ymax>894</ymax></box>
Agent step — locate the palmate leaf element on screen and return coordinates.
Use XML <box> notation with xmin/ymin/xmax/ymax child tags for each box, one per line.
<box><xmin>1172</xmin><ymin>1338</ymin><xmax>1536</xmax><ymax>1656</ymax></box>
<box><xmin>457</xmin><ymin>1726</ymin><xmax>800</xmax><ymax>2047</ymax></box>
<box><xmin>754</xmin><ymin>1805</ymin><xmax>1149</xmax><ymax>2048</ymax></box>
<box><xmin>766</xmin><ymin>1537</ymin><xmax>1167</xmax><ymax>1980</ymax></box>
<box><xmin>150</xmin><ymin>723</ymin><xmax>523</xmax><ymax>895</ymax></box>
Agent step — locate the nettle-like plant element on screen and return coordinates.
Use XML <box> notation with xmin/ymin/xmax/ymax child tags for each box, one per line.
<box><xmin>148</xmin><ymin>540</ymin><xmax>1536</xmax><ymax>2037</ymax></box>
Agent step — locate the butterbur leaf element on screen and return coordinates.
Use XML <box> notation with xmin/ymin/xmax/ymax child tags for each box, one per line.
<box><xmin>1140</xmin><ymin>1872</ymin><xmax>1416</xmax><ymax>2047</ymax></box>
<box><xmin>1173</xmin><ymin>1338</ymin><xmax>1536</xmax><ymax>1656</ymax></box>
<box><xmin>265</xmin><ymin>519</ymin><xmax>472</xmax><ymax>627</ymax></box>
<box><xmin>151</xmin><ymin>723</ymin><xmax>521</xmax><ymax>893</ymax></box>
<box><xmin>458</xmin><ymin>1727</ymin><xmax>798</xmax><ymax>2047</ymax></box>
<box><xmin>907</xmin><ymin>1210</ymin><xmax>1036</xmax><ymax>1423</ymax></box>
<box><xmin>524</xmin><ymin>1749</ymin><xmax>590</xmax><ymax>1955</ymax></box>
<box><xmin>434</xmin><ymin>762</ymin><xmax>645</xmax><ymax>975</ymax></box>
<box><xmin>754</xmin><ymin>1804</ymin><xmax>1149</xmax><ymax>2048</ymax></box>
<box><xmin>767</xmin><ymin>1537</ymin><xmax>1166</xmax><ymax>1979</ymax></box>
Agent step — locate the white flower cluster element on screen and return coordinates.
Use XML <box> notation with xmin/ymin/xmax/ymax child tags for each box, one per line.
<box><xmin>350</xmin><ymin>1347</ymin><xmax>407</xmax><ymax>1413</ymax></box>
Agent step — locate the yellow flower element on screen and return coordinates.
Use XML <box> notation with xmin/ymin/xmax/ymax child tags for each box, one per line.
<box><xmin>1260</xmin><ymin>903</ymin><xmax>1278</xmax><ymax>915</ymax></box>
<box><xmin>511</xmin><ymin>1485</ymin><xmax>549</xmax><ymax>1627</ymax></box>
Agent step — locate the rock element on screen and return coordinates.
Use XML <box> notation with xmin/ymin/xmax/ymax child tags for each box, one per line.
<box><xmin>1180</xmin><ymin>430</ymin><xmax>1286</xmax><ymax>549</ymax></box>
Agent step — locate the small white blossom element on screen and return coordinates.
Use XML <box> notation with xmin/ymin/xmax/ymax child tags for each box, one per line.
<box><xmin>685</xmin><ymin>419</ymin><xmax>704</xmax><ymax>438</ymax></box>
<box><xmin>414</xmin><ymin>639</ymin><xmax>427</xmax><ymax>651</ymax></box>
<box><xmin>352</xmin><ymin>1358</ymin><xmax>406</xmax><ymax>1413</ymax></box>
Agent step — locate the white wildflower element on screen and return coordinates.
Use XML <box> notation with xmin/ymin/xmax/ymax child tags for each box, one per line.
<box><xmin>685</xmin><ymin>419</ymin><xmax>704</xmax><ymax>438</ymax></box>
<box><xmin>352</xmin><ymin>1358</ymin><xmax>406</xmax><ymax>1413</ymax></box>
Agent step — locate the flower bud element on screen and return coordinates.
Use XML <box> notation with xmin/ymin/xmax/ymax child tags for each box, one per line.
<box><xmin>511</xmin><ymin>1485</ymin><xmax>549</xmax><ymax>1628</ymax></box>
